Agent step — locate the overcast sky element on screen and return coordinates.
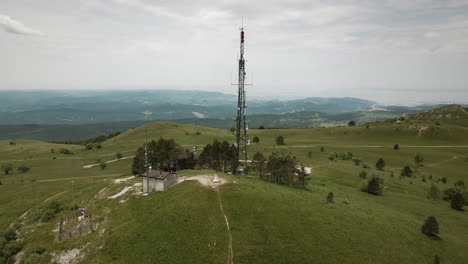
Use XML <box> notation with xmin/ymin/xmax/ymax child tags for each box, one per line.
<box><xmin>1</xmin><ymin>0</ymin><xmax>468</xmax><ymax>105</ymax></box>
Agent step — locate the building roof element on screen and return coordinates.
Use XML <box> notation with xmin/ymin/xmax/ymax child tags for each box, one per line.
<box><xmin>142</xmin><ymin>170</ymin><xmax>174</xmax><ymax>180</ymax></box>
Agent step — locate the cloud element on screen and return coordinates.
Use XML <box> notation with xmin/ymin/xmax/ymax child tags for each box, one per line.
<box><xmin>0</xmin><ymin>14</ymin><xmax>43</xmax><ymax>36</ymax></box>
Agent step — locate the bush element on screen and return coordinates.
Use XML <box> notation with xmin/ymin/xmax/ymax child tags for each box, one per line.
<box><xmin>59</xmin><ymin>148</ymin><xmax>73</xmax><ymax>155</ymax></box>
<box><xmin>17</xmin><ymin>164</ymin><xmax>30</xmax><ymax>173</ymax></box>
<box><xmin>427</xmin><ymin>185</ymin><xmax>440</xmax><ymax>200</ymax></box>
<box><xmin>116</xmin><ymin>152</ymin><xmax>123</xmax><ymax>160</ymax></box>
<box><xmin>326</xmin><ymin>192</ymin><xmax>334</xmax><ymax>203</ymax></box>
<box><xmin>441</xmin><ymin>177</ymin><xmax>447</xmax><ymax>184</ymax></box>
<box><xmin>364</xmin><ymin>176</ymin><xmax>383</xmax><ymax>196</ymax></box>
<box><xmin>320</xmin><ymin>146</ymin><xmax>325</xmax><ymax>152</ymax></box>
<box><xmin>454</xmin><ymin>180</ymin><xmax>465</xmax><ymax>188</ymax></box>
<box><xmin>433</xmin><ymin>255</ymin><xmax>440</xmax><ymax>264</ymax></box>
<box><xmin>359</xmin><ymin>170</ymin><xmax>367</xmax><ymax>179</ymax></box>
<box><xmin>415</xmin><ymin>153</ymin><xmax>424</xmax><ymax>166</ymax></box>
<box><xmin>451</xmin><ymin>192</ymin><xmax>464</xmax><ymax>211</ymax></box>
<box><xmin>421</xmin><ymin>216</ymin><xmax>439</xmax><ymax>239</ymax></box>
<box><xmin>393</xmin><ymin>144</ymin><xmax>399</xmax><ymax>150</ymax></box>
<box><xmin>20</xmin><ymin>253</ymin><xmax>48</xmax><ymax>264</ymax></box>
<box><xmin>375</xmin><ymin>158</ymin><xmax>385</xmax><ymax>170</ymax></box>
<box><xmin>1</xmin><ymin>229</ymin><xmax>16</xmax><ymax>242</ymax></box>
<box><xmin>328</xmin><ymin>152</ymin><xmax>337</xmax><ymax>161</ymax></box>
<box><xmin>348</xmin><ymin>120</ymin><xmax>356</xmax><ymax>126</ymax></box>
<box><xmin>401</xmin><ymin>166</ymin><xmax>413</xmax><ymax>177</ymax></box>
<box><xmin>1</xmin><ymin>163</ymin><xmax>13</xmax><ymax>175</ymax></box>
<box><xmin>30</xmin><ymin>201</ymin><xmax>62</xmax><ymax>223</ymax></box>
<box><xmin>352</xmin><ymin>158</ymin><xmax>361</xmax><ymax>165</ymax></box>
<box><xmin>275</xmin><ymin>136</ymin><xmax>285</xmax><ymax>145</ymax></box>
<box><xmin>258</xmin><ymin>126</ymin><xmax>265</xmax><ymax>129</ymax></box>
<box><xmin>99</xmin><ymin>161</ymin><xmax>107</xmax><ymax>170</ymax></box>
<box><xmin>253</xmin><ymin>136</ymin><xmax>260</xmax><ymax>143</ymax></box>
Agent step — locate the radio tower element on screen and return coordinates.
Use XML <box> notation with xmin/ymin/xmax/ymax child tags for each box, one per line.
<box><xmin>234</xmin><ymin>22</ymin><xmax>248</xmax><ymax>174</ymax></box>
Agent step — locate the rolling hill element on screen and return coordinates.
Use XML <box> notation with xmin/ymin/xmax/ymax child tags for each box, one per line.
<box><xmin>0</xmin><ymin>105</ymin><xmax>468</xmax><ymax>264</ymax></box>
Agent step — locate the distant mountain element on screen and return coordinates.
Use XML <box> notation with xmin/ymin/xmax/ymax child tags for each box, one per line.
<box><xmin>391</xmin><ymin>104</ymin><xmax>468</xmax><ymax>126</ymax></box>
<box><xmin>0</xmin><ymin>91</ymin><xmax>377</xmax><ymax>124</ymax></box>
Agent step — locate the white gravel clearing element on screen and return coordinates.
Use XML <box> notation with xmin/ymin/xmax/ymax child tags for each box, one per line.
<box><xmin>108</xmin><ymin>186</ymin><xmax>132</xmax><ymax>199</ymax></box>
<box><xmin>114</xmin><ymin>176</ymin><xmax>135</xmax><ymax>183</ymax></box>
<box><xmin>178</xmin><ymin>175</ymin><xmax>228</xmax><ymax>189</ymax></box>
<box><xmin>55</xmin><ymin>248</ymin><xmax>83</xmax><ymax>264</ymax></box>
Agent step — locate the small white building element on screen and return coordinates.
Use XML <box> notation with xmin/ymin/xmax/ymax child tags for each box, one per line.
<box><xmin>141</xmin><ymin>170</ymin><xmax>177</xmax><ymax>193</ymax></box>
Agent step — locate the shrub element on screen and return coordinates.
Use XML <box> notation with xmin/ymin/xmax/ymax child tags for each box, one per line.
<box><xmin>253</xmin><ymin>136</ymin><xmax>260</xmax><ymax>143</ymax></box>
<box><xmin>375</xmin><ymin>158</ymin><xmax>385</xmax><ymax>170</ymax></box>
<box><xmin>393</xmin><ymin>144</ymin><xmax>399</xmax><ymax>150</ymax></box>
<box><xmin>116</xmin><ymin>152</ymin><xmax>123</xmax><ymax>160</ymax></box>
<box><xmin>441</xmin><ymin>177</ymin><xmax>447</xmax><ymax>184</ymax></box>
<box><xmin>20</xmin><ymin>253</ymin><xmax>48</xmax><ymax>264</ymax></box>
<box><xmin>2</xmin><ymin>229</ymin><xmax>17</xmax><ymax>242</ymax></box>
<box><xmin>85</xmin><ymin>144</ymin><xmax>93</xmax><ymax>150</ymax></box>
<box><xmin>320</xmin><ymin>146</ymin><xmax>325</xmax><ymax>152</ymax></box>
<box><xmin>427</xmin><ymin>185</ymin><xmax>440</xmax><ymax>200</ymax></box>
<box><xmin>451</xmin><ymin>192</ymin><xmax>464</xmax><ymax>211</ymax></box>
<box><xmin>1</xmin><ymin>163</ymin><xmax>13</xmax><ymax>175</ymax></box>
<box><xmin>415</xmin><ymin>153</ymin><xmax>424</xmax><ymax>167</ymax></box>
<box><xmin>348</xmin><ymin>120</ymin><xmax>356</xmax><ymax>126</ymax></box>
<box><xmin>359</xmin><ymin>170</ymin><xmax>367</xmax><ymax>179</ymax></box>
<box><xmin>99</xmin><ymin>161</ymin><xmax>107</xmax><ymax>170</ymax></box>
<box><xmin>328</xmin><ymin>152</ymin><xmax>337</xmax><ymax>161</ymax></box>
<box><xmin>275</xmin><ymin>136</ymin><xmax>285</xmax><ymax>145</ymax></box>
<box><xmin>307</xmin><ymin>151</ymin><xmax>312</xmax><ymax>159</ymax></box>
<box><xmin>2</xmin><ymin>240</ymin><xmax>23</xmax><ymax>259</ymax></box>
<box><xmin>433</xmin><ymin>255</ymin><xmax>440</xmax><ymax>264</ymax></box>
<box><xmin>326</xmin><ymin>192</ymin><xmax>334</xmax><ymax>203</ymax></box>
<box><xmin>454</xmin><ymin>180</ymin><xmax>465</xmax><ymax>188</ymax></box>
<box><xmin>258</xmin><ymin>126</ymin><xmax>265</xmax><ymax>129</ymax></box>
<box><xmin>96</xmin><ymin>143</ymin><xmax>102</xmax><ymax>149</ymax></box>
<box><xmin>365</xmin><ymin>176</ymin><xmax>383</xmax><ymax>196</ymax></box>
<box><xmin>352</xmin><ymin>158</ymin><xmax>361</xmax><ymax>165</ymax></box>
<box><xmin>421</xmin><ymin>216</ymin><xmax>439</xmax><ymax>239</ymax></box>
<box><xmin>17</xmin><ymin>164</ymin><xmax>30</xmax><ymax>173</ymax></box>
<box><xmin>401</xmin><ymin>166</ymin><xmax>413</xmax><ymax>177</ymax></box>
<box><xmin>229</xmin><ymin>127</ymin><xmax>235</xmax><ymax>133</ymax></box>
<box><xmin>59</xmin><ymin>148</ymin><xmax>73</xmax><ymax>155</ymax></box>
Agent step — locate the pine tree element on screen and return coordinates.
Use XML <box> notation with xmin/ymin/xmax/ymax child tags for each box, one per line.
<box><xmin>421</xmin><ymin>216</ymin><xmax>439</xmax><ymax>238</ymax></box>
<box><xmin>451</xmin><ymin>192</ymin><xmax>464</xmax><ymax>211</ymax></box>
<box><xmin>366</xmin><ymin>176</ymin><xmax>383</xmax><ymax>196</ymax></box>
<box><xmin>375</xmin><ymin>158</ymin><xmax>385</xmax><ymax>170</ymax></box>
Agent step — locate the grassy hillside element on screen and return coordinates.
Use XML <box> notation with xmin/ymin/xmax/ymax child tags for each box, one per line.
<box><xmin>1</xmin><ymin>118</ymin><xmax>467</xmax><ymax>264</ymax></box>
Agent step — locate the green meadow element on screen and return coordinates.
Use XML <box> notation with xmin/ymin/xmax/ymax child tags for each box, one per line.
<box><xmin>1</xmin><ymin>115</ymin><xmax>467</xmax><ymax>263</ymax></box>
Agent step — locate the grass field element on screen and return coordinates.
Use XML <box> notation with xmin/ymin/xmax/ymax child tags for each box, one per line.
<box><xmin>1</xmin><ymin>119</ymin><xmax>467</xmax><ymax>264</ymax></box>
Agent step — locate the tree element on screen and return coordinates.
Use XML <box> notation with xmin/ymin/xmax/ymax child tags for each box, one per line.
<box><xmin>328</xmin><ymin>152</ymin><xmax>337</xmax><ymax>161</ymax></box>
<box><xmin>307</xmin><ymin>151</ymin><xmax>312</xmax><ymax>159</ymax></box>
<box><xmin>433</xmin><ymin>255</ymin><xmax>440</xmax><ymax>264</ymax></box>
<box><xmin>348</xmin><ymin>120</ymin><xmax>356</xmax><ymax>126</ymax></box>
<box><xmin>85</xmin><ymin>144</ymin><xmax>93</xmax><ymax>150</ymax></box>
<box><xmin>441</xmin><ymin>177</ymin><xmax>447</xmax><ymax>184</ymax></box>
<box><xmin>116</xmin><ymin>152</ymin><xmax>123</xmax><ymax>160</ymax></box>
<box><xmin>427</xmin><ymin>184</ymin><xmax>440</xmax><ymax>200</ymax></box>
<box><xmin>454</xmin><ymin>180</ymin><xmax>465</xmax><ymax>188</ymax></box>
<box><xmin>353</xmin><ymin>158</ymin><xmax>362</xmax><ymax>165</ymax></box>
<box><xmin>326</xmin><ymin>192</ymin><xmax>334</xmax><ymax>203</ymax></box>
<box><xmin>229</xmin><ymin>127</ymin><xmax>235</xmax><ymax>133</ymax></box>
<box><xmin>320</xmin><ymin>146</ymin><xmax>325</xmax><ymax>152</ymax></box>
<box><xmin>1</xmin><ymin>163</ymin><xmax>13</xmax><ymax>175</ymax></box>
<box><xmin>401</xmin><ymin>166</ymin><xmax>414</xmax><ymax>177</ymax></box>
<box><xmin>99</xmin><ymin>161</ymin><xmax>107</xmax><ymax>170</ymax></box>
<box><xmin>253</xmin><ymin>136</ymin><xmax>260</xmax><ymax>143</ymax></box>
<box><xmin>275</xmin><ymin>135</ymin><xmax>285</xmax><ymax>145</ymax></box>
<box><xmin>259</xmin><ymin>125</ymin><xmax>265</xmax><ymax>129</ymax></box>
<box><xmin>421</xmin><ymin>216</ymin><xmax>439</xmax><ymax>239</ymax></box>
<box><xmin>132</xmin><ymin>147</ymin><xmax>146</xmax><ymax>176</ymax></box>
<box><xmin>451</xmin><ymin>192</ymin><xmax>464</xmax><ymax>211</ymax></box>
<box><xmin>252</xmin><ymin>152</ymin><xmax>266</xmax><ymax>179</ymax></box>
<box><xmin>365</xmin><ymin>176</ymin><xmax>383</xmax><ymax>195</ymax></box>
<box><xmin>415</xmin><ymin>153</ymin><xmax>424</xmax><ymax>167</ymax></box>
<box><xmin>266</xmin><ymin>152</ymin><xmax>297</xmax><ymax>185</ymax></box>
<box><xmin>393</xmin><ymin>144</ymin><xmax>399</xmax><ymax>150</ymax></box>
<box><xmin>375</xmin><ymin>158</ymin><xmax>385</xmax><ymax>170</ymax></box>
<box><xmin>17</xmin><ymin>164</ymin><xmax>30</xmax><ymax>173</ymax></box>
<box><xmin>96</xmin><ymin>143</ymin><xmax>102</xmax><ymax>149</ymax></box>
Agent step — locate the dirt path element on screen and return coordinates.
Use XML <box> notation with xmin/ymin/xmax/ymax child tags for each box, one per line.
<box><xmin>216</xmin><ymin>189</ymin><xmax>233</xmax><ymax>264</ymax></box>
<box><xmin>20</xmin><ymin>190</ymin><xmax>69</xmax><ymax>219</ymax></box>
<box><xmin>37</xmin><ymin>174</ymin><xmax>121</xmax><ymax>182</ymax></box>
<box><xmin>83</xmin><ymin>156</ymin><xmax>135</xmax><ymax>168</ymax></box>
<box><xmin>426</xmin><ymin>156</ymin><xmax>458</xmax><ymax>168</ymax></box>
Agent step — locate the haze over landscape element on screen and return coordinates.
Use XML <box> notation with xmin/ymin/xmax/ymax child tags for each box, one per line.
<box><xmin>2</xmin><ymin>0</ymin><xmax>468</xmax><ymax>104</ymax></box>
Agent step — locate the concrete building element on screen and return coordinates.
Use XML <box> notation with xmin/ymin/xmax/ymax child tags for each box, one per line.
<box><xmin>141</xmin><ymin>170</ymin><xmax>177</xmax><ymax>193</ymax></box>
